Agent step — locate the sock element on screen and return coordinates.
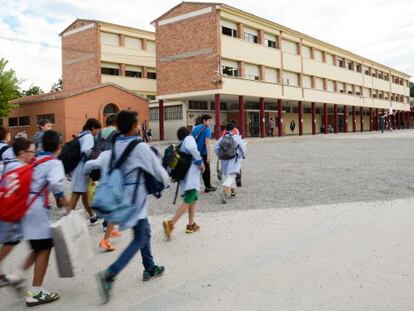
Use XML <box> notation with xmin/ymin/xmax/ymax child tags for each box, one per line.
<box><xmin>30</xmin><ymin>286</ymin><xmax>41</xmax><ymax>295</ymax></box>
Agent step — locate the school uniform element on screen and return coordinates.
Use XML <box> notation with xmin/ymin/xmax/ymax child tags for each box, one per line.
<box><xmin>179</xmin><ymin>135</ymin><xmax>203</xmax><ymax>202</ymax></box>
<box><xmin>71</xmin><ymin>131</ymin><xmax>94</xmax><ymax>193</ymax></box>
<box><xmin>0</xmin><ymin>159</ymin><xmax>24</xmax><ymax>245</ymax></box>
<box><xmin>22</xmin><ymin>152</ymin><xmax>65</xmax><ymax>250</ymax></box>
<box><xmin>215</xmin><ymin>134</ymin><xmax>246</xmax><ymax>188</ymax></box>
<box><xmin>83</xmin><ymin>135</ymin><xmax>170</xmax><ymax>276</ymax></box>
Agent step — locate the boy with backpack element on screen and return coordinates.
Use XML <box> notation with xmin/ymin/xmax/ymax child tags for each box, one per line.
<box><xmin>83</xmin><ymin>110</ymin><xmax>170</xmax><ymax>304</ymax></box>
<box><xmin>163</xmin><ymin>127</ymin><xmax>205</xmax><ymax>240</ymax></box>
<box><xmin>14</xmin><ymin>130</ymin><xmax>67</xmax><ymax>306</ymax></box>
<box><xmin>32</xmin><ymin>119</ymin><xmax>52</xmax><ymax>153</ymax></box>
<box><xmin>68</xmin><ymin>118</ymin><xmax>101</xmax><ymax>224</ymax></box>
<box><xmin>215</xmin><ymin>122</ymin><xmax>247</xmax><ymax>204</ymax></box>
<box><xmin>0</xmin><ymin>138</ymin><xmax>36</xmax><ymax>288</ymax></box>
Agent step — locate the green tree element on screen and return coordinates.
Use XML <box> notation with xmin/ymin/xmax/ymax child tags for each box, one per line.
<box><xmin>0</xmin><ymin>58</ymin><xmax>20</xmax><ymax>117</ymax></box>
<box><xmin>50</xmin><ymin>78</ymin><xmax>63</xmax><ymax>92</ymax></box>
<box><xmin>22</xmin><ymin>84</ymin><xmax>44</xmax><ymax>96</ymax></box>
<box><xmin>410</xmin><ymin>82</ymin><xmax>414</xmax><ymax>97</ymax></box>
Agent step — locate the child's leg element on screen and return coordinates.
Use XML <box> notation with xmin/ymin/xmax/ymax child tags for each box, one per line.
<box><xmin>103</xmin><ymin>224</ymin><xmax>115</xmax><ymax>241</ymax></box>
<box><xmin>69</xmin><ymin>193</ymin><xmax>80</xmax><ymax>211</ymax></box>
<box><xmin>81</xmin><ymin>193</ymin><xmax>94</xmax><ymax>217</ymax></box>
<box><xmin>170</xmin><ymin>203</ymin><xmax>191</xmax><ymax>225</ymax></box>
<box><xmin>188</xmin><ymin>202</ymin><xmax>197</xmax><ymax>226</ymax></box>
<box><xmin>0</xmin><ymin>244</ymin><xmax>16</xmax><ymax>263</ymax></box>
<box><xmin>32</xmin><ymin>249</ymin><xmax>51</xmax><ymax>287</ymax></box>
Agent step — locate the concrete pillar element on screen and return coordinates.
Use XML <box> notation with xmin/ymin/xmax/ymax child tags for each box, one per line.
<box><xmin>298</xmin><ymin>101</ymin><xmax>303</xmax><ymax>136</ymax></box>
<box><xmin>239</xmin><ymin>96</ymin><xmax>245</xmax><ymax>138</ymax></box>
<box><xmin>159</xmin><ymin>100</ymin><xmax>164</xmax><ymax>141</ymax></box>
<box><xmin>214</xmin><ymin>94</ymin><xmax>221</xmax><ymax>139</ymax></box>
<box><xmin>311</xmin><ymin>102</ymin><xmax>316</xmax><ymax>135</ymax></box>
<box><xmin>278</xmin><ymin>99</ymin><xmax>283</xmax><ymax>137</ymax></box>
<box><xmin>259</xmin><ymin>98</ymin><xmax>265</xmax><ymax>138</ymax></box>
<box><xmin>344</xmin><ymin>105</ymin><xmax>348</xmax><ymax>133</ymax></box>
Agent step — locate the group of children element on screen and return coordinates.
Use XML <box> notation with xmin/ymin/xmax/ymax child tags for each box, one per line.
<box><xmin>0</xmin><ymin>111</ymin><xmax>247</xmax><ymax>307</ymax></box>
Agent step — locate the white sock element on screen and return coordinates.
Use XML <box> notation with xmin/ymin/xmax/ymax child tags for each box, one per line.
<box><xmin>30</xmin><ymin>286</ymin><xmax>41</xmax><ymax>294</ymax></box>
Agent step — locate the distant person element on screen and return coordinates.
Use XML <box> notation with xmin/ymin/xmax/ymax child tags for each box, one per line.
<box><xmin>268</xmin><ymin>118</ymin><xmax>275</xmax><ymax>137</ymax></box>
<box><xmin>32</xmin><ymin>119</ymin><xmax>52</xmax><ymax>153</ymax></box>
<box><xmin>379</xmin><ymin>116</ymin><xmax>385</xmax><ymax>133</ymax></box>
<box><xmin>142</xmin><ymin>120</ymin><xmax>149</xmax><ymax>143</ymax></box>
<box><xmin>290</xmin><ymin>120</ymin><xmax>296</xmax><ymax>134</ymax></box>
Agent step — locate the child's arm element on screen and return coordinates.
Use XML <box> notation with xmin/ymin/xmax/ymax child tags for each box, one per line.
<box><xmin>81</xmin><ymin>134</ymin><xmax>95</xmax><ymax>157</ymax></box>
<box><xmin>83</xmin><ymin>151</ymin><xmax>111</xmax><ymax>175</ymax></box>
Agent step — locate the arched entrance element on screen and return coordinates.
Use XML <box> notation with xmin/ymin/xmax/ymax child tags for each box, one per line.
<box><xmin>102</xmin><ymin>103</ymin><xmax>120</xmax><ymax>124</ymax></box>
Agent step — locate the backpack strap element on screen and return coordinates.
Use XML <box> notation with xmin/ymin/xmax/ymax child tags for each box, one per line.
<box><xmin>0</xmin><ymin>145</ymin><xmax>10</xmax><ymax>159</ymax></box>
<box><xmin>110</xmin><ymin>139</ymin><xmax>141</xmax><ymax>171</ymax></box>
<box><xmin>194</xmin><ymin>126</ymin><xmax>207</xmax><ymax>141</ymax></box>
<box><xmin>26</xmin><ymin>156</ymin><xmax>55</xmax><ymax>209</ymax></box>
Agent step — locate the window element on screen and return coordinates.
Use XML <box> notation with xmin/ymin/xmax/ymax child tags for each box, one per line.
<box><xmin>37</xmin><ymin>114</ymin><xmax>55</xmax><ymax>125</ymax></box>
<box><xmin>264</xmin><ymin>33</ymin><xmax>277</xmax><ymax>48</ymax></box>
<box><xmin>356</xmin><ymin>63</ymin><xmax>362</xmax><ymax>73</ymax></box>
<box><xmin>8</xmin><ymin>117</ymin><xmax>17</xmax><ymax>127</ymax></box>
<box><xmin>384</xmin><ymin>92</ymin><xmax>389</xmax><ymax>100</ymax></box>
<box><xmin>355</xmin><ymin>86</ymin><xmax>362</xmax><ymax>96</ymax></box>
<box><xmin>189</xmin><ymin>101</ymin><xmax>208</xmax><ymax>110</ymax></box>
<box><xmin>125</xmin><ymin>65</ymin><xmax>142</xmax><ymax>78</ymax></box>
<box><xmin>221</xmin><ymin>20</ymin><xmax>238</xmax><ymax>38</ymax></box>
<box><xmin>101</xmin><ymin>63</ymin><xmax>120</xmax><ymax>76</ymax></box>
<box><xmin>244</xmin><ymin>27</ymin><xmax>258</xmax><ymax>43</ymax></box>
<box><xmin>282</xmin><ymin>39</ymin><xmax>298</xmax><ymax>55</ymax></box>
<box><xmin>149</xmin><ymin>108</ymin><xmax>159</xmax><ymax>121</ymax></box>
<box><xmin>244</xmin><ymin>63</ymin><xmax>259</xmax><ymax>80</ymax></box>
<box><xmin>302</xmin><ymin>75</ymin><xmax>312</xmax><ymax>88</ymax></box>
<box><xmin>378</xmin><ymin>71</ymin><xmax>383</xmax><ymax>79</ymax></box>
<box><xmin>265</xmin><ymin>67</ymin><xmax>278</xmax><ymax>83</ymax></box>
<box><xmin>372</xmin><ymin>70</ymin><xmax>377</xmax><ymax>78</ymax></box>
<box><xmin>146</xmin><ymin>41</ymin><xmax>156</xmax><ymax>52</ymax></box>
<box><xmin>327</xmin><ymin>80</ymin><xmax>335</xmax><ymax>92</ymax></box>
<box><xmin>101</xmin><ymin>32</ymin><xmax>119</xmax><ymax>46</ymax></box>
<box><xmin>378</xmin><ymin>92</ymin><xmax>383</xmax><ymax>99</ymax></box>
<box><xmin>302</xmin><ymin>46</ymin><xmax>311</xmax><ymax>59</ymax></box>
<box><xmin>347</xmin><ymin>84</ymin><xmax>353</xmax><ymax>94</ymax></box>
<box><xmin>326</xmin><ymin>53</ymin><xmax>334</xmax><ymax>65</ymax></box>
<box><xmin>384</xmin><ymin>74</ymin><xmax>389</xmax><ymax>81</ymax></box>
<box><xmin>315</xmin><ymin>77</ymin><xmax>324</xmax><ymax>90</ymax></box>
<box><xmin>147</xmin><ymin>70</ymin><xmax>157</xmax><ymax>80</ymax></box>
<box><xmin>103</xmin><ymin>103</ymin><xmax>119</xmax><ymax>115</ymax></box>
<box><xmin>337</xmin><ymin>82</ymin><xmax>345</xmax><ymax>93</ymax></box>
<box><xmin>282</xmin><ymin>71</ymin><xmax>299</xmax><ymax>87</ymax></box>
<box><xmin>337</xmin><ymin>57</ymin><xmax>345</xmax><ymax>68</ymax></box>
<box><xmin>221</xmin><ymin>59</ymin><xmax>239</xmax><ymax>77</ymax></box>
<box><xmin>165</xmin><ymin>105</ymin><xmax>182</xmax><ymax>120</ymax></box>
<box><xmin>373</xmin><ymin>90</ymin><xmax>378</xmax><ymax>98</ymax></box>
<box><xmin>125</xmin><ymin>37</ymin><xmax>142</xmax><ymax>50</ymax></box>
<box><xmin>147</xmin><ymin>95</ymin><xmax>156</xmax><ymax>100</ymax></box>
<box><xmin>347</xmin><ymin>61</ymin><xmax>354</xmax><ymax>71</ymax></box>
<box><xmin>363</xmin><ymin>66</ymin><xmax>370</xmax><ymax>75</ymax></box>
<box><xmin>314</xmin><ymin>49</ymin><xmax>323</xmax><ymax>62</ymax></box>
<box><xmin>18</xmin><ymin>116</ymin><xmax>30</xmax><ymax>126</ymax></box>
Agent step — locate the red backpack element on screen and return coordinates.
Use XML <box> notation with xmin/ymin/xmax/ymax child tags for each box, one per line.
<box><xmin>0</xmin><ymin>157</ymin><xmax>54</xmax><ymax>222</ymax></box>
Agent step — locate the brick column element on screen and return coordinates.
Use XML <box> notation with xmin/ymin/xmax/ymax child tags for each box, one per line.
<box><xmin>278</xmin><ymin>99</ymin><xmax>283</xmax><ymax>137</ymax></box>
<box><xmin>334</xmin><ymin>104</ymin><xmax>338</xmax><ymax>134</ymax></box>
<box><xmin>214</xmin><ymin>94</ymin><xmax>221</xmax><ymax>139</ymax></box>
<box><xmin>238</xmin><ymin>61</ymin><xmax>245</xmax><ymax>79</ymax></box>
<box><xmin>259</xmin><ymin>98</ymin><xmax>265</xmax><ymax>138</ymax></box>
<box><xmin>323</xmin><ymin>103</ymin><xmax>328</xmax><ymax>134</ymax></box>
<box><xmin>120</xmin><ymin>64</ymin><xmax>126</xmax><ymax>76</ymax></box>
<box><xmin>120</xmin><ymin>34</ymin><xmax>125</xmax><ymax>47</ymax></box>
<box><xmin>407</xmin><ymin>112</ymin><xmax>410</xmax><ymax>129</ymax></box>
<box><xmin>311</xmin><ymin>102</ymin><xmax>316</xmax><ymax>135</ymax></box>
<box><xmin>352</xmin><ymin>106</ymin><xmax>356</xmax><ymax>132</ymax></box>
<box><xmin>239</xmin><ymin>96</ymin><xmax>245</xmax><ymax>138</ymax></box>
<box><xmin>369</xmin><ymin>108</ymin><xmax>373</xmax><ymax>131</ymax></box>
<box><xmin>344</xmin><ymin>105</ymin><xmax>348</xmax><ymax>133</ymax></box>
<box><xmin>259</xmin><ymin>65</ymin><xmax>265</xmax><ymax>81</ymax></box>
<box><xmin>237</xmin><ymin>23</ymin><xmax>244</xmax><ymax>39</ymax></box>
<box><xmin>159</xmin><ymin>100</ymin><xmax>164</xmax><ymax>141</ymax></box>
<box><xmin>298</xmin><ymin>101</ymin><xmax>303</xmax><ymax>136</ymax></box>
<box><xmin>143</xmin><ymin>67</ymin><xmax>148</xmax><ymax>79</ymax></box>
<box><xmin>360</xmin><ymin>107</ymin><xmax>364</xmax><ymax>132</ymax></box>
<box><xmin>376</xmin><ymin>108</ymin><xmax>379</xmax><ymax>131</ymax></box>
<box><xmin>258</xmin><ymin>30</ymin><xmax>264</xmax><ymax>44</ymax></box>
<box><xmin>142</xmin><ymin>38</ymin><xmax>147</xmax><ymax>50</ymax></box>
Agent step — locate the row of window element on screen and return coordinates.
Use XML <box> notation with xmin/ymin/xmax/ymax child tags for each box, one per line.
<box><xmin>150</xmin><ymin>105</ymin><xmax>183</xmax><ymax>121</ymax></box>
<box><xmin>101</xmin><ymin>63</ymin><xmax>157</xmax><ymax>79</ymax></box>
<box><xmin>220</xmin><ymin>20</ymin><xmax>409</xmax><ymax>87</ymax></box>
<box><xmin>6</xmin><ymin>114</ymin><xmax>55</xmax><ymax>128</ymax></box>
<box><xmin>101</xmin><ymin>32</ymin><xmax>156</xmax><ymax>52</ymax></box>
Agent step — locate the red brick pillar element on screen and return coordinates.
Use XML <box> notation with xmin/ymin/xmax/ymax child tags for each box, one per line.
<box><xmin>376</xmin><ymin>108</ymin><xmax>379</xmax><ymax>131</ymax></box>
<box><xmin>352</xmin><ymin>106</ymin><xmax>356</xmax><ymax>132</ymax></box>
<box><xmin>407</xmin><ymin>112</ymin><xmax>410</xmax><ymax>129</ymax></box>
<box><xmin>278</xmin><ymin>99</ymin><xmax>283</xmax><ymax>137</ymax></box>
<box><xmin>259</xmin><ymin>98</ymin><xmax>265</xmax><ymax>138</ymax></box>
<box><xmin>360</xmin><ymin>107</ymin><xmax>364</xmax><ymax>132</ymax></box>
<box><xmin>334</xmin><ymin>104</ymin><xmax>338</xmax><ymax>134</ymax></box>
<box><xmin>214</xmin><ymin>94</ymin><xmax>221</xmax><ymax>139</ymax></box>
<box><xmin>344</xmin><ymin>105</ymin><xmax>348</xmax><ymax>133</ymax></box>
<box><xmin>159</xmin><ymin>100</ymin><xmax>164</xmax><ymax>141</ymax></box>
<box><xmin>239</xmin><ymin>96</ymin><xmax>245</xmax><ymax>138</ymax></box>
<box><xmin>311</xmin><ymin>102</ymin><xmax>316</xmax><ymax>135</ymax></box>
<box><xmin>397</xmin><ymin>111</ymin><xmax>401</xmax><ymax>129</ymax></box>
<box><xmin>323</xmin><ymin>103</ymin><xmax>328</xmax><ymax>134</ymax></box>
<box><xmin>369</xmin><ymin>108</ymin><xmax>373</xmax><ymax>131</ymax></box>
<box><xmin>298</xmin><ymin>101</ymin><xmax>303</xmax><ymax>136</ymax></box>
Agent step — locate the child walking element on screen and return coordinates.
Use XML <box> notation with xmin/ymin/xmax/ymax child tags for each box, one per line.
<box><xmin>69</xmin><ymin>118</ymin><xmax>101</xmax><ymax>224</ymax></box>
<box><xmin>84</xmin><ymin>110</ymin><xmax>170</xmax><ymax>304</ymax></box>
<box><xmin>216</xmin><ymin>122</ymin><xmax>247</xmax><ymax>204</ymax></box>
<box><xmin>163</xmin><ymin>127</ymin><xmax>205</xmax><ymax>240</ymax></box>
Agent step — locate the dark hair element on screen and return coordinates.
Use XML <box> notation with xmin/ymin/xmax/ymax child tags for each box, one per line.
<box><xmin>230</xmin><ymin>119</ymin><xmax>238</xmax><ymax>127</ymax></box>
<box><xmin>82</xmin><ymin>118</ymin><xmax>102</xmax><ymax>131</ymax></box>
<box><xmin>12</xmin><ymin>138</ymin><xmax>32</xmax><ymax>156</ymax></box>
<box><xmin>105</xmin><ymin>114</ymin><xmax>117</xmax><ymax>127</ymax></box>
<box><xmin>117</xmin><ymin>110</ymin><xmax>138</xmax><ymax>134</ymax></box>
<box><xmin>42</xmin><ymin>130</ymin><xmax>61</xmax><ymax>153</ymax></box>
<box><xmin>38</xmin><ymin>119</ymin><xmax>51</xmax><ymax>128</ymax></box>
<box><xmin>177</xmin><ymin>126</ymin><xmax>190</xmax><ymax>141</ymax></box>
<box><xmin>194</xmin><ymin>116</ymin><xmax>202</xmax><ymax>126</ymax></box>
<box><xmin>200</xmin><ymin>114</ymin><xmax>212</xmax><ymax>122</ymax></box>
<box><xmin>0</xmin><ymin>126</ymin><xmax>9</xmax><ymax>141</ymax></box>
<box><xmin>225</xmin><ymin>122</ymin><xmax>235</xmax><ymax>131</ymax></box>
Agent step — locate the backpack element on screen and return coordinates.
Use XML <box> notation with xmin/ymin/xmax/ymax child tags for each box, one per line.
<box><xmin>162</xmin><ymin>143</ymin><xmax>192</xmax><ymax>182</ymax></box>
<box><xmin>92</xmin><ymin>140</ymin><xmax>166</xmax><ymax>224</ymax></box>
<box><xmin>0</xmin><ymin>157</ymin><xmax>54</xmax><ymax>222</ymax></box>
<box><xmin>59</xmin><ymin>133</ymin><xmax>87</xmax><ymax>175</ymax></box>
<box><xmin>89</xmin><ymin>131</ymin><xmax>119</xmax><ymax>181</ymax></box>
<box><xmin>217</xmin><ymin>132</ymin><xmax>237</xmax><ymax>160</ymax></box>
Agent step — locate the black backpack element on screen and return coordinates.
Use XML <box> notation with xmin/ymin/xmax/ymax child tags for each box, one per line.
<box><xmin>88</xmin><ymin>131</ymin><xmax>119</xmax><ymax>181</ymax></box>
<box><xmin>59</xmin><ymin>134</ymin><xmax>87</xmax><ymax>175</ymax></box>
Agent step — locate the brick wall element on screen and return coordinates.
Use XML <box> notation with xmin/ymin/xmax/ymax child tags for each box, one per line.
<box><xmin>62</xmin><ymin>20</ymin><xmax>101</xmax><ymax>90</ymax></box>
<box><xmin>155</xmin><ymin>3</ymin><xmax>221</xmax><ymax>96</ymax></box>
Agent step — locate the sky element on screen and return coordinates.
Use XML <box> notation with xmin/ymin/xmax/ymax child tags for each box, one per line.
<box><xmin>0</xmin><ymin>0</ymin><xmax>413</xmax><ymax>92</ymax></box>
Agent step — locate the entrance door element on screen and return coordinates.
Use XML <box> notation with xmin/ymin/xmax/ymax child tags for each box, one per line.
<box><xmin>248</xmin><ymin>112</ymin><xmax>259</xmax><ymax>137</ymax></box>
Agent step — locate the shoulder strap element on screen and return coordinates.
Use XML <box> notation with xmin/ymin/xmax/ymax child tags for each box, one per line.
<box><xmin>0</xmin><ymin>145</ymin><xmax>10</xmax><ymax>158</ymax></box>
<box><xmin>111</xmin><ymin>139</ymin><xmax>141</xmax><ymax>170</ymax></box>
<box><xmin>32</xmin><ymin>156</ymin><xmax>55</xmax><ymax>167</ymax></box>
<box><xmin>194</xmin><ymin>126</ymin><xmax>207</xmax><ymax>141</ymax></box>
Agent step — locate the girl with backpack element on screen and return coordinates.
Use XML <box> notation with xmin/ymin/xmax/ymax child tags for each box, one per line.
<box><xmin>68</xmin><ymin>118</ymin><xmax>102</xmax><ymax>224</ymax></box>
<box><xmin>215</xmin><ymin>122</ymin><xmax>247</xmax><ymax>204</ymax></box>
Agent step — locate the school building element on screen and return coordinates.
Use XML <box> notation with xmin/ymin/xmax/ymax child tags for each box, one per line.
<box><xmin>150</xmin><ymin>2</ymin><xmax>411</xmax><ymax>140</ymax></box>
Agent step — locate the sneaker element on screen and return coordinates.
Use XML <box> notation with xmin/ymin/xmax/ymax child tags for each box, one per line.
<box><xmin>231</xmin><ymin>190</ymin><xmax>236</xmax><ymax>197</ymax></box>
<box><xmin>143</xmin><ymin>265</ymin><xmax>165</xmax><ymax>282</ymax></box>
<box><xmin>89</xmin><ymin>214</ymin><xmax>100</xmax><ymax>225</ymax></box>
<box><xmin>186</xmin><ymin>223</ymin><xmax>200</xmax><ymax>234</ymax></box>
<box><xmin>163</xmin><ymin>220</ymin><xmax>174</xmax><ymax>240</ymax></box>
<box><xmin>26</xmin><ymin>290</ymin><xmax>60</xmax><ymax>307</ymax></box>
<box><xmin>220</xmin><ymin>191</ymin><xmax>227</xmax><ymax>204</ymax></box>
<box><xmin>0</xmin><ymin>274</ymin><xmax>10</xmax><ymax>288</ymax></box>
<box><xmin>205</xmin><ymin>186</ymin><xmax>217</xmax><ymax>193</ymax></box>
<box><xmin>99</xmin><ymin>239</ymin><xmax>115</xmax><ymax>252</ymax></box>
<box><xmin>110</xmin><ymin>229</ymin><xmax>122</xmax><ymax>238</ymax></box>
<box><xmin>96</xmin><ymin>270</ymin><xmax>114</xmax><ymax>304</ymax></box>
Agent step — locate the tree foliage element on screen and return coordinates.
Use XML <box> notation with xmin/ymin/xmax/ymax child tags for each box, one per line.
<box><xmin>22</xmin><ymin>84</ymin><xmax>44</xmax><ymax>96</ymax></box>
<box><xmin>0</xmin><ymin>58</ymin><xmax>20</xmax><ymax>117</ymax></box>
<box><xmin>50</xmin><ymin>78</ymin><xmax>63</xmax><ymax>92</ymax></box>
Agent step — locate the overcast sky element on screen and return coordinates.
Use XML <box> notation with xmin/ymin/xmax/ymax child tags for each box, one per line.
<box><xmin>1</xmin><ymin>0</ymin><xmax>413</xmax><ymax>91</ymax></box>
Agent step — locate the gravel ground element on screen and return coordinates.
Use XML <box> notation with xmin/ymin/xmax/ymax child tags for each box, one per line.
<box><xmin>65</xmin><ymin>129</ymin><xmax>414</xmax><ymax>218</ymax></box>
